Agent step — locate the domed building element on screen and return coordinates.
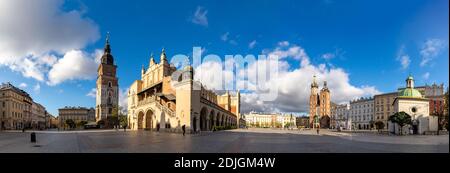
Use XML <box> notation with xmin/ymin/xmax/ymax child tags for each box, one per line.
<box><xmin>390</xmin><ymin>75</ymin><xmax>438</xmax><ymax>135</ymax></box>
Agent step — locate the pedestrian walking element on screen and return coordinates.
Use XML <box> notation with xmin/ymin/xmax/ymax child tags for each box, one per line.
<box><xmin>316</xmin><ymin>128</ymin><xmax>320</xmax><ymax>135</ymax></box>
<box><xmin>182</xmin><ymin>125</ymin><xmax>186</xmax><ymax>136</ymax></box>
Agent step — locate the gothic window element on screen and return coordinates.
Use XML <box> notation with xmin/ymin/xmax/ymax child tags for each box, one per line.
<box><xmin>108</xmin><ymin>81</ymin><xmax>112</xmax><ymax>88</ymax></box>
<box><xmin>108</xmin><ymin>108</ymin><xmax>112</xmax><ymax>114</ymax></box>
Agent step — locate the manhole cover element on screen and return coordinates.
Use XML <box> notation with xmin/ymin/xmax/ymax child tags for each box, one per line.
<box><xmin>33</xmin><ymin>145</ymin><xmax>41</xmax><ymax>147</ymax></box>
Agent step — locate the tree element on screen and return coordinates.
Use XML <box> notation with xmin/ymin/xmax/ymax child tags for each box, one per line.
<box><xmin>108</xmin><ymin>105</ymin><xmax>119</xmax><ymax>129</ymax></box>
<box><xmin>375</xmin><ymin>121</ymin><xmax>385</xmax><ymax>133</ymax></box>
<box><xmin>65</xmin><ymin>119</ymin><xmax>75</xmax><ymax>129</ymax></box>
<box><xmin>77</xmin><ymin>121</ymin><xmax>88</xmax><ymax>128</ymax></box>
<box><xmin>389</xmin><ymin>111</ymin><xmax>412</xmax><ymax>135</ymax></box>
<box><xmin>119</xmin><ymin>115</ymin><xmax>128</xmax><ymax>129</ymax></box>
<box><xmin>369</xmin><ymin>120</ymin><xmax>375</xmax><ymax>130</ymax></box>
<box><xmin>444</xmin><ymin>88</ymin><xmax>449</xmax><ymax>130</ymax></box>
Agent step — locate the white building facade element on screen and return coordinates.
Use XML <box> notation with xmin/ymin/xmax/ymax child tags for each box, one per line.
<box><xmin>245</xmin><ymin>112</ymin><xmax>296</xmax><ymax>128</ymax></box>
<box><xmin>349</xmin><ymin>97</ymin><xmax>374</xmax><ymax>130</ymax></box>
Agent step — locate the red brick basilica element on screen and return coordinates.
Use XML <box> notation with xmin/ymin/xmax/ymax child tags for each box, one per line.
<box><xmin>309</xmin><ymin>75</ymin><xmax>331</xmax><ymax>128</ymax></box>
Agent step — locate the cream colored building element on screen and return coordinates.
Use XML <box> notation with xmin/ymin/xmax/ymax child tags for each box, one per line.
<box><xmin>31</xmin><ymin>102</ymin><xmax>47</xmax><ymax>129</ymax></box>
<box><xmin>349</xmin><ymin>97</ymin><xmax>374</xmax><ymax>130</ymax></box>
<box><xmin>390</xmin><ymin>75</ymin><xmax>437</xmax><ymax>135</ymax></box>
<box><xmin>0</xmin><ymin>83</ymin><xmax>34</xmax><ymax>130</ymax></box>
<box><xmin>331</xmin><ymin>104</ymin><xmax>350</xmax><ymax>129</ymax></box>
<box><xmin>374</xmin><ymin>92</ymin><xmax>397</xmax><ymax>129</ymax></box>
<box><xmin>58</xmin><ymin>107</ymin><xmax>95</xmax><ymax>128</ymax></box>
<box><xmin>127</xmin><ymin>49</ymin><xmax>241</xmax><ymax>133</ymax></box>
<box><xmin>244</xmin><ymin>112</ymin><xmax>296</xmax><ymax>128</ymax></box>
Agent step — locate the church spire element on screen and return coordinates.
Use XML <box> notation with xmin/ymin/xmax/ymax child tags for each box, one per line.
<box><xmin>160</xmin><ymin>48</ymin><xmax>167</xmax><ymax>63</ymax></box>
<box><xmin>149</xmin><ymin>52</ymin><xmax>155</xmax><ymax>66</ymax></box>
<box><xmin>311</xmin><ymin>75</ymin><xmax>318</xmax><ymax>88</ymax></box>
<box><xmin>104</xmin><ymin>32</ymin><xmax>111</xmax><ymax>54</ymax></box>
<box><xmin>101</xmin><ymin>32</ymin><xmax>114</xmax><ymax>65</ymax></box>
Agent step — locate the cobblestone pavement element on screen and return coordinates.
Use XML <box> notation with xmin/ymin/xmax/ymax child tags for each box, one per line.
<box><xmin>0</xmin><ymin>128</ymin><xmax>447</xmax><ymax>153</ymax></box>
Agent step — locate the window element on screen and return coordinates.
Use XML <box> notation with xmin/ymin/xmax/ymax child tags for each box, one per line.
<box><xmin>2</xmin><ymin>102</ymin><xmax>4</xmax><ymax>107</ymax></box>
<box><xmin>108</xmin><ymin>81</ymin><xmax>112</xmax><ymax>88</ymax></box>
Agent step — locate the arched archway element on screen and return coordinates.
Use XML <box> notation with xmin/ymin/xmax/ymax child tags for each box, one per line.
<box><xmin>145</xmin><ymin>110</ymin><xmax>153</xmax><ymax>130</ymax></box>
<box><xmin>209</xmin><ymin>110</ymin><xmax>215</xmax><ymax>130</ymax></box>
<box><xmin>192</xmin><ymin>116</ymin><xmax>198</xmax><ymax>132</ymax></box>
<box><xmin>320</xmin><ymin>115</ymin><xmax>330</xmax><ymax>129</ymax></box>
<box><xmin>200</xmin><ymin>107</ymin><xmax>208</xmax><ymax>131</ymax></box>
<box><xmin>216</xmin><ymin>113</ymin><xmax>220</xmax><ymax>127</ymax></box>
<box><xmin>137</xmin><ymin>112</ymin><xmax>144</xmax><ymax>129</ymax></box>
<box><xmin>160</xmin><ymin>112</ymin><xmax>166</xmax><ymax>130</ymax></box>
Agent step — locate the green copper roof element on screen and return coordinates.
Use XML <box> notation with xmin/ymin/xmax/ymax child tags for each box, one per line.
<box><xmin>398</xmin><ymin>88</ymin><xmax>422</xmax><ymax>98</ymax></box>
<box><xmin>406</xmin><ymin>75</ymin><xmax>414</xmax><ymax>80</ymax></box>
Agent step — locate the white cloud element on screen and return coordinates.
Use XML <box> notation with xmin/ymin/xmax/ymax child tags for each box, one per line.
<box><xmin>420</xmin><ymin>39</ymin><xmax>446</xmax><ymax>67</ymax></box>
<box><xmin>191</xmin><ymin>6</ymin><xmax>208</xmax><ymax>27</ymax></box>
<box><xmin>220</xmin><ymin>32</ymin><xmax>238</xmax><ymax>45</ymax></box>
<box><xmin>19</xmin><ymin>83</ymin><xmax>27</xmax><ymax>88</ymax></box>
<box><xmin>396</xmin><ymin>45</ymin><xmax>410</xmax><ymax>70</ymax></box>
<box><xmin>33</xmin><ymin>83</ymin><xmax>41</xmax><ymax>93</ymax></box>
<box><xmin>321</xmin><ymin>53</ymin><xmax>335</xmax><ymax>60</ymax></box>
<box><xmin>196</xmin><ymin>41</ymin><xmax>380</xmax><ymax>113</ymax></box>
<box><xmin>47</xmin><ymin>50</ymin><xmax>98</xmax><ymax>86</ymax></box>
<box><xmin>119</xmin><ymin>88</ymin><xmax>129</xmax><ymax>114</ymax></box>
<box><xmin>0</xmin><ymin>0</ymin><xmax>100</xmax><ymax>84</ymax></box>
<box><xmin>265</xmin><ymin>41</ymin><xmax>310</xmax><ymax>66</ymax></box>
<box><xmin>422</xmin><ymin>72</ymin><xmax>430</xmax><ymax>80</ymax></box>
<box><xmin>86</xmin><ymin>88</ymin><xmax>96</xmax><ymax>98</ymax></box>
<box><xmin>321</xmin><ymin>48</ymin><xmax>344</xmax><ymax>61</ymax></box>
<box><xmin>249</xmin><ymin>40</ymin><xmax>257</xmax><ymax>49</ymax></box>
<box><xmin>221</xmin><ymin>32</ymin><xmax>229</xmax><ymax>41</ymax></box>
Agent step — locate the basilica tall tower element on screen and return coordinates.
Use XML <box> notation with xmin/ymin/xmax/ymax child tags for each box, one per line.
<box><xmin>309</xmin><ymin>75</ymin><xmax>319</xmax><ymax>127</ymax></box>
<box><xmin>96</xmin><ymin>33</ymin><xmax>119</xmax><ymax>123</ymax></box>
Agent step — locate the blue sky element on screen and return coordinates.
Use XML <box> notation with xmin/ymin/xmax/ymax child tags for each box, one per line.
<box><xmin>0</xmin><ymin>0</ymin><xmax>448</xmax><ymax>116</ymax></box>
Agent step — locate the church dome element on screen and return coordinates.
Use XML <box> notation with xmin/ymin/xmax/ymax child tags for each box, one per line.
<box><xmin>398</xmin><ymin>88</ymin><xmax>422</xmax><ymax>98</ymax></box>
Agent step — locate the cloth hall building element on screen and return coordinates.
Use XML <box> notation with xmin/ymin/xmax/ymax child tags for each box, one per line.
<box><xmin>127</xmin><ymin>50</ymin><xmax>241</xmax><ymax>133</ymax></box>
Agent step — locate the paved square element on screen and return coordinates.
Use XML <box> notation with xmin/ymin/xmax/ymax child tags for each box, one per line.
<box><xmin>0</xmin><ymin>129</ymin><xmax>448</xmax><ymax>153</ymax></box>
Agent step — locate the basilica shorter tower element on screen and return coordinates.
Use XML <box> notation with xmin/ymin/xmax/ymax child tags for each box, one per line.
<box><xmin>96</xmin><ymin>33</ymin><xmax>119</xmax><ymax>124</ymax></box>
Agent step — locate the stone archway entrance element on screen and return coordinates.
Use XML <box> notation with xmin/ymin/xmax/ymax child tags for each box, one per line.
<box><xmin>145</xmin><ymin>110</ymin><xmax>153</xmax><ymax>130</ymax></box>
<box><xmin>209</xmin><ymin>110</ymin><xmax>215</xmax><ymax>130</ymax></box>
<box><xmin>320</xmin><ymin>116</ymin><xmax>330</xmax><ymax>129</ymax></box>
<box><xmin>200</xmin><ymin>107</ymin><xmax>208</xmax><ymax>131</ymax></box>
<box><xmin>137</xmin><ymin>112</ymin><xmax>144</xmax><ymax>130</ymax></box>
<box><xmin>192</xmin><ymin>116</ymin><xmax>198</xmax><ymax>132</ymax></box>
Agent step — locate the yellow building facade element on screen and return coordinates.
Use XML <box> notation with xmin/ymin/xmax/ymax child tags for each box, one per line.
<box><xmin>127</xmin><ymin>50</ymin><xmax>241</xmax><ymax>133</ymax></box>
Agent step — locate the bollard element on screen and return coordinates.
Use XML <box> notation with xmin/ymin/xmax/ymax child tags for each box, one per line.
<box><xmin>31</xmin><ymin>132</ymin><xmax>36</xmax><ymax>143</ymax></box>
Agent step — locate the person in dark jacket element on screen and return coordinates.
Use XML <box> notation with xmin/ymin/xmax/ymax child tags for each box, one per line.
<box><xmin>182</xmin><ymin>125</ymin><xmax>186</xmax><ymax>136</ymax></box>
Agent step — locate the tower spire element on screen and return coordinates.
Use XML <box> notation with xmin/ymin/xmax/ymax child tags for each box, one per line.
<box><xmin>149</xmin><ymin>52</ymin><xmax>155</xmax><ymax>66</ymax></box>
<box><xmin>101</xmin><ymin>32</ymin><xmax>113</xmax><ymax>64</ymax></box>
<box><xmin>311</xmin><ymin>75</ymin><xmax>318</xmax><ymax>88</ymax></box>
<box><xmin>104</xmin><ymin>32</ymin><xmax>111</xmax><ymax>54</ymax></box>
<box><xmin>106</xmin><ymin>32</ymin><xmax>110</xmax><ymax>44</ymax></box>
<box><xmin>160</xmin><ymin>48</ymin><xmax>167</xmax><ymax>63</ymax></box>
